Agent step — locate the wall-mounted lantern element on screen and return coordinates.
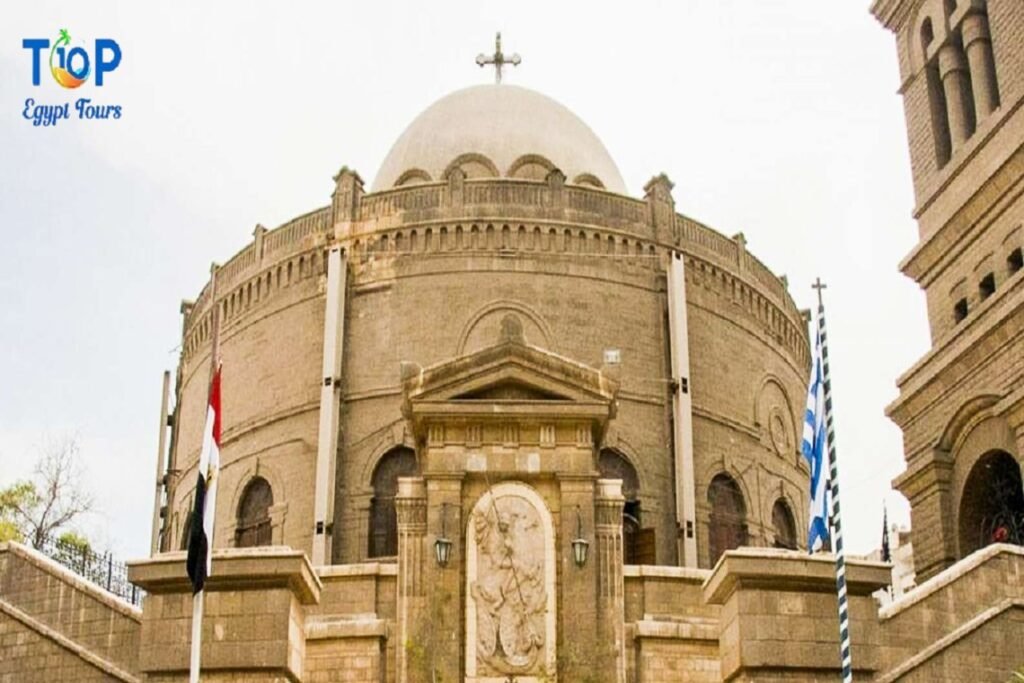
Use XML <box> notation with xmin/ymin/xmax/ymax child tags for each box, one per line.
<box><xmin>571</xmin><ymin>505</ymin><xmax>590</xmax><ymax>568</ymax></box>
<box><xmin>434</xmin><ymin>502</ymin><xmax>454</xmax><ymax>568</ymax></box>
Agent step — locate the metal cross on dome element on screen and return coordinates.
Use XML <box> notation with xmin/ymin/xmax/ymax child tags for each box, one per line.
<box><xmin>476</xmin><ymin>32</ymin><xmax>521</xmax><ymax>84</ymax></box>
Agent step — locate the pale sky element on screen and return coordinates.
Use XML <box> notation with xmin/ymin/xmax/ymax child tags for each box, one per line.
<box><xmin>0</xmin><ymin>1</ymin><xmax>927</xmax><ymax>561</ymax></box>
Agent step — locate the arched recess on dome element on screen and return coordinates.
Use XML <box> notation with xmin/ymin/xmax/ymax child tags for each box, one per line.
<box><xmin>598</xmin><ymin>448</ymin><xmax>654</xmax><ymax>564</ymax></box>
<box><xmin>235</xmin><ymin>477</ymin><xmax>274</xmax><ymax>548</ymax></box>
<box><xmin>394</xmin><ymin>168</ymin><xmax>433</xmax><ymax>187</ymax></box>
<box><xmin>368</xmin><ymin>446</ymin><xmax>418</xmax><ymax>558</ymax></box>
<box><xmin>443</xmin><ymin>153</ymin><xmax>500</xmax><ymax>181</ymax></box>
<box><xmin>571</xmin><ymin>173</ymin><xmax>605</xmax><ymax>189</ymax></box>
<box><xmin>958</xmin><ymin>450</ymin><xmax>1024</xmax><ymax>556</ymax></box>
<box><xmin>456</xmin><ymin>300</ymin><xmax>553</xmax><ymax>355</ymax></box>
<box><xmin>753</xmin><ymin>375</ymin><xmax>797</xmax><ymax>462</ymax></box>
<box><xmin>708</xmin><ymin>472</ymin><xmax>749</xmax><ymax>567</ymax></box>
<box><xmin>771</xmin><ymin>497</ymin><xmax>798</xmax><ymax>550</ymax></box>
<box><xmin>507</xmin><ymin>154</ymin><xmax>556</xmax><ymax>181</ymax></box>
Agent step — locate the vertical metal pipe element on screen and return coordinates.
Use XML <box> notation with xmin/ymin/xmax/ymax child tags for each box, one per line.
<box><xmin>150</xmin><ymin>370</ymin><xmax>171</xmax><ymax>555</ymax></box>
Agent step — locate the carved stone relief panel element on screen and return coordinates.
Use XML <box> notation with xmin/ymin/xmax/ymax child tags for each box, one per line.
<box><xmin>466</xmin><ymin>482</ymin><xmax>556</xmax><ymax>682</ymax></box>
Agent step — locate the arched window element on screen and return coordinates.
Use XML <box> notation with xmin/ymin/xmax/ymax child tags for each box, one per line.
<box><xmin>772</xmin><ymin>499</ymin><xmax>798</xmax><ymax>550</ymax></box>
<box><xmin>959</xmin><ymin>450</ymin><xmax>1023</xmax><ymax>556</ymax></box>
<box><xmin>235</xmin><ymin>477</ymin><xmax>273</xmax><ymax>548</ymax></box>
<box><xmin>599</xmin><ymin>449</ymin><xmax>654</xmax><ymax>564</ymax></box>
<box><xmin>708</xmin><ymin>474</ymin><xmax>748</xmax><ymax>566</ymax></box>
<box><xmin>369</xmin><ymin>447</ymin><xmax>417</xmax><ymax>558</ymax></box>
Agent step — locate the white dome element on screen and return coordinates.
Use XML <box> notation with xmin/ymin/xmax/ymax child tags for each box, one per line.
<box><xmin>372</xmin><ymin>85</ymin><xmax>626</xmax><ymax>194</ymax></box>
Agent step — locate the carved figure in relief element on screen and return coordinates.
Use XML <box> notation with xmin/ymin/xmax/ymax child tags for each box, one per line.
<box><xmin>471</xmin><ymin>495</ymin><xmax>547</xmax><ymax>674</ymax></box>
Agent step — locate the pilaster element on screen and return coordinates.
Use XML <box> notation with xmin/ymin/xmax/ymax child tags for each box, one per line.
<box><xmin>595</xmin><ymin>478</ymin><xmax>626</xmax><ymax>683</ymax></box>
<box><xmin>331</xmin><ymin>167</ymin><xmax>364</xmax><ymax>237</ymax></box>
<box><xmin>644</xmin><ymin>173</ymin><xmax>676</xmax><ymax>244</ymax></box>
<box><xmin>395</xmin><ymin>476</ymin><xmax>427</xmax><ymax>683</ymax></box>
<box><xmin>893</xmin><ymin>452</ymin><xmax>956</xmax><ymax>580</ymax></box>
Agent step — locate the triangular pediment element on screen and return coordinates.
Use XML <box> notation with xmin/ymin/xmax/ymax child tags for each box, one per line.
<box><xmin>454</xmin><ymin>379</ymin><xmax>568</xmax><ymax>401</ymax></box>
<box><xmin>402</xmin><ymin>340</ymin><xmax>618</xmax><ymax>414</ymax></box>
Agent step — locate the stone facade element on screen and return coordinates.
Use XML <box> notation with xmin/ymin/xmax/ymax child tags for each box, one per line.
<box><xmin>160</xmin><ymin>84</ymin><xmax>812</xmax><ymax>573</ymax></box>
<box><xmin>871</xmin><ymin>0</ymin><xmax>1024</xmax><ymax>582</ymax></box>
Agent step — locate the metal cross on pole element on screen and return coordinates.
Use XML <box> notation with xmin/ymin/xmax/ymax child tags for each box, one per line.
<box><xmin>812</xmin><ymin>276</ymin><xmax>828</xmax><ymax>309</ymax></box>
<box><xmin>476</xmin><ymin>32</ymin><xmax>521</xmax><ymax>84</ymax></box>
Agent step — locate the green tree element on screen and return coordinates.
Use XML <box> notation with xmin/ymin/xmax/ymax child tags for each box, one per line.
<box><xmin>0</xmin><ymin>437</ymin><xmax>93</xmax><ymax>549</ymax></box>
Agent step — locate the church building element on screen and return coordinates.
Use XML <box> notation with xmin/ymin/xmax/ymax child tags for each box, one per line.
<box><xmin>2</xmin><ymin>6</ymin><xmax>1023</xmax><ymax>681</ymax></box>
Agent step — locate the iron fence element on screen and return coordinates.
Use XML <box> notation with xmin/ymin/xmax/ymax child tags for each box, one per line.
<box><xmin>38</xmin><ymin>536</ymin><xmax>143</xmax><ymax>607</ymax></box>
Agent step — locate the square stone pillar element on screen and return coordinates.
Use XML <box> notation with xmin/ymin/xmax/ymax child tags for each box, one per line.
<box><xmin>703</xmin><ymin>548</ymin><xmax>890</xmax><ymax>681</ymax></box>
<box><xmin>557</xmin><ymin>475</ymin><xmax>601</xmax><ymax>681</ymax></box>
<box><xmin>128</xmin><ymin>548</ymin><xmax>321</xmax><ymax>682</ymax></box>
<box><xmin>423</xmin><ymin>474</ymin><xmax>464</xmax><ymax>683</ymax></box>
<box><xmin>394</xmin><ymin>476</ymin><xmax>427</xmax><ymax>683</ymax></box>
<box><xmin>894</xmin><ymin>454</ymin><xmax>955</xmax><ymax>581</ymax></box>
<box><xmin>595</xmin><ymin>478</ymin><xmax>627</xmax><ymax>683</ymax></box>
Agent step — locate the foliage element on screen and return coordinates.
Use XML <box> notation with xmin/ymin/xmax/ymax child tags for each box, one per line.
<box><xmin>0</xmin><ymin>437</ymin><xmax>93</xmax><ymax>549</ymax></box>
<box><xmin>0</xmin><ymin>519</ymin><xmax>22</xmax><ymax>543</ymax></box>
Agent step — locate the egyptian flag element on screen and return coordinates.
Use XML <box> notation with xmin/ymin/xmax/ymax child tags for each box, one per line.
<box><xmin>186</xmin><ymin>365</ymin><xmax>221</xmax><ymax>594</ymax></box>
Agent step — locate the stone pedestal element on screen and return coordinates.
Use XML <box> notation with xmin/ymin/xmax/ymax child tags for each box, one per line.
<box><xmin>703</xmin><ymin>548</ymin><xmax>889</xmax><ymax>681</ymax></box>
<box><xmin>128</xmin><ymin>547</ymin><xmax>320</xmax><ymax>682</ymax></box>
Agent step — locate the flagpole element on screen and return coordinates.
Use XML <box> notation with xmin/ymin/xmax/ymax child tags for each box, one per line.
<box><xmin>190</xmin><ymin>592</ymin><xmax>203</xmax><ymax>683</ymax></box>
<box><xmin>813</xmin><ymin>281</ymin><xmax>853</xmax><ymax>683</ymax></box>
<box><xmin>189</xmin><ymin>263</ymin><xmax>221</xmax><ymax>683</ymax></box>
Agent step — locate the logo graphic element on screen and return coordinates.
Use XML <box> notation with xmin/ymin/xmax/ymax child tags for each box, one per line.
<box><xmin>50</xmin><ymin>29</ymin><xmax>90</xmax><ymax>88</ymax></box>
<box><xmin>19</xmin><ymin>29</ymin><xmax>124</xmax><ymax>127</ymax></box>
<box><xmin>22</xmin><ymin>29</ymin><xmax>121</xmax><ymax>87</ymax></box>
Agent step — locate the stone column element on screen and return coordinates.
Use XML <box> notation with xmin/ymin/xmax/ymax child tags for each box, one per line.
<box><xmin>395</xmin><ymin>476</ymin><xmax>427</xmax><ymax>683</ymax></box>
<box><xmin>938</xmin><ymin>42</ymin><xmax>974</xmax><ymax>151</ymax></box>
<box><xmin>962</xmin><ymin>12</ymin><xmax>1000</xmax><ymax>120</ymax></box>
<box><xmin>595</xmin><ymin>478</ymin><xmax>626</xmax><ymax>683</ymax></box>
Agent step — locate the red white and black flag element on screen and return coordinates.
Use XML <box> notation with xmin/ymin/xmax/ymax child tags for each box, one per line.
<box><xmin>186</xmin><ymin>364</ymin><xmax>222</xmax><ymax>595</ymax></box>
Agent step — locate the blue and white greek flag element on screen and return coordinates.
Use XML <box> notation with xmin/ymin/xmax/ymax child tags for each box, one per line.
<box><xmin>802</xmin><ymin>322</ymin><xmax>830</xmax><ymax>552</ymax></box>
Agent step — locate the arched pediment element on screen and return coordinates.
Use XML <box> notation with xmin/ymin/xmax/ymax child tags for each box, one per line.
<box><xmin>937</xmin><ymin>394</ymin><xmax>1002</xmax><ymax>452</ymax></box>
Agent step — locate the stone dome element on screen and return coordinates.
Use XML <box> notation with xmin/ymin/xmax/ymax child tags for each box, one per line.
<box><xmin>371</xmin><ymin>84</ymin><xmax>627</xmax><ymax>194</ymax></box>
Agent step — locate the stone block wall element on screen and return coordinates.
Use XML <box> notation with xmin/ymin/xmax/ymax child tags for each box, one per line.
<box><xmin>0</xmin><ymin>542</ymin><xmax>141</xmax><ymax>682</ymax></box>
<box><xmin>877</xmin><ymin>543</ymin><xmax>1024</xmax><ymax>681</ymax></box>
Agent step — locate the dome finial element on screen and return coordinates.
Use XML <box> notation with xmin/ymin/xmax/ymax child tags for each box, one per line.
<box><xmin>475</xmin><ymin>31</ymin><xmax>521</xmax><ymax>84</ymax></box>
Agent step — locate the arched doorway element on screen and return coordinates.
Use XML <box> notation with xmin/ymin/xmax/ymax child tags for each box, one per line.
<box><xmin>772</xmin><ymin>498</ymin><xmax>798</xmax><ymax>550</ymax></box>
<box><xmin>599</xmin><ymin>449</ymin><xmax>654</xmax><ymax>564</ymax></box>
<box><xmin>958</xmin><ymin>450</ymin><xmax>1024</xmax><ymax>556</ymax></box>
<box><xmin>235</xmin><ymin>477</ymin><xmax>273</xmax><ymax>548</ymax></box>
<box><xmin>368</xmin><ymin>447</ymin><xmax>417</xmax><ymax>558</ymax></box>
<box><xmin>708</xmin><ymin>473</ymin><xmax>748</xmax><ymax>566</ymax></box>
